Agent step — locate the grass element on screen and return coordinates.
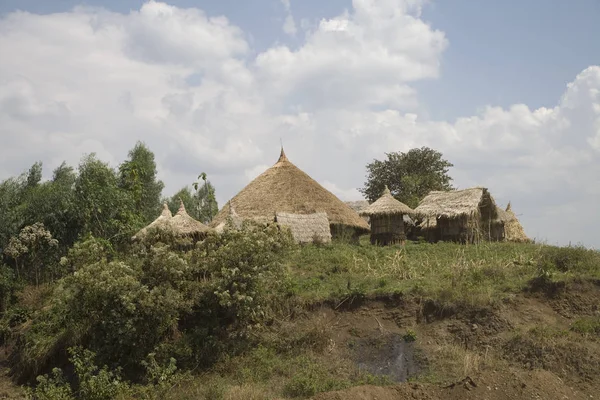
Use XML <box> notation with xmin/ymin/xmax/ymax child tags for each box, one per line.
<box><xmin>8</xmin><ymin>239</ymin><xmax>600</xmax><ymax>399</ymax></box>
<box><xmin>284</xmin><ymin>240</ymin><xmax>577</xmax><ymax>308</ymax></box>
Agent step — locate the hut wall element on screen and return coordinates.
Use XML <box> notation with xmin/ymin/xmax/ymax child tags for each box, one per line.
<box><xmin>369</xmin><ymin>214</ymin><xmax>406</xmax><ymax>246</ymax></box>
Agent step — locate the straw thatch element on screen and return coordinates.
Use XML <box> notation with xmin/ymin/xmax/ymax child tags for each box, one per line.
<box><xmin>502</xmin><ymin>202</ymin><xmax>530</xmax><ymax>242</ymax></box>
<box><xmin>359</xmin><ymin>186</ymin><xmax>415</xmax><ymax>217</ymax></box>
<box><xmin>210</xmin><ymin>148</ymin><xmax>370</xmax><ymax>235</ymax></box>
<box><xmin>345</xmin><ymin>200</ymin><xmax>369</xmax><ymax>214</ymax></box>
<box><xmin>414</xmin><ymin>188</ymin><xmax>499</xmax><ymax>243</ymax></box>
<box><xmin>214</xmin><ymin>201</ymin><xmax>244</xmax><ymax>234</ymax></box>
<box><xmin>414</xmin><ymin>188</ymin><xmax>497</xmax><ymax>219</ymax></box>
<box><xmin>170</xmin><ymin>200</ymin><xmax>211</xmax><ymax>238</ymax></box>
<box><xmin>276</xmin><ymin>212</ymin><xmax>332</xmax><ymax>244</ymax></box>
<box><xmin>132</xmin><ymin>203</ymin><xmax>172</xmax><ymax>241</ymax></box>
<box><xmin>356</xmin><ymin>186</ymin><xmax>414</xmax><ymax>246</ymax></box>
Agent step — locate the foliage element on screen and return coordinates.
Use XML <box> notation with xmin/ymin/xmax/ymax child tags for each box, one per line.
<box><xmin>360</xmin><ymin>147</ymin><xmax>454</xmax><ymax>207</ymax></box>
<box><xmin>27</xmin><ymin>347</ymin><xmax>129</xmax><ymax>400</ymax></box>
<box><xmin>168</xmin><ymin>175</ymin><xmax>219</xmax><ymax>224</ymax></box>
<box><xmin>192</xmin><ymin>173</ymin><xmax>219</xmax><ymax>224</ymax></box>
<box><xmin>118</xmin><ymin>142</ymin><xmax>164</xmax><ymax>225</ymax></box>
<box><xmin>4</xmin><ymin>223</ymin><xmax>58</xmax><ymax>285</ymax></box>
<box><xmin>74</xmin><ymin>154</ymin><xmax>141</xmax><ymax>245</ymax></box>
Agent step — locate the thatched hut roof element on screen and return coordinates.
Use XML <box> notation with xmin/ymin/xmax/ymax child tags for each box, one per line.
<box><xmin>359</xmin><ymin>186</ymin><xmax>415</xmax><ymax>217</ymax></box>
<box><xmin>503</xmin><ymin>202</ymin><xmax>530</xmax><ymax>242</ymax></box>
<box><xmin>214</xmin><ymin>201</ymin><xmax>244</xmax><ymax>234</ymax></box>
<box><xmin>132</xmin><ymin>203</ymin><xmax>172</xmax><ymax>240</ymax></box>
<box><xmin>210</xmin><ymin>148</ymin><xmax>369</xmax><ymax>233</ymax></box>
<box><xmin>276</xmin><ymin>212</ymin><xmax>332</xmax><ymax>244</ymax></box>
<box><xmin>414</xmin><ymin>187</ymin><xmax>498</xmax><ymax>220</ymax></box>
<box><xmin>170</xmin><ymin>200</ymin><xmax>211</xmax><ymax>237</ymax></box>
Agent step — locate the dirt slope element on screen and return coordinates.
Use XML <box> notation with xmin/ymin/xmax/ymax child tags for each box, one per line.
<box><xmin>308</xmin><ymin>279</ymin><xmax>600</xmax><ymax>400</ymax></box>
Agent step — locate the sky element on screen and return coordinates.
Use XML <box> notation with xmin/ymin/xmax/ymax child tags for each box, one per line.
<box><xmin>0</xmin><ymin>0</ymin><xmax>599</xmax><ymax>248</ymax></box>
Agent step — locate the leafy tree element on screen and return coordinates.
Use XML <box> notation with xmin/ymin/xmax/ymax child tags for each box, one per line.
<box><xmin>22</xmin><ymin>162</ymin><xmax>80</xmax><ymax>251</ymax></box>
<box><xmin>167</xmin><ymin>175</ymin><xmax>218</xmax><ymax>224</ymax></box>
<box><xmin>0</xmin><ymin>175</ymin><xmax>26</xmax><ymax>251</ymax></box>
<box><xmin>118</xmin><ymin>142</ymin><xmax>164</xmax><ymax>224</ymax></box>
<box><xmin>360</xmin><ymin>147</ymin><xmax>454</xmax><ymax>208</ymax></box>
<box><xmin>192</xmin><ymin>173</ymin><xmax>218</xmax><ymax>224</ymax></box>
<box><xmin>166</xmin><ymin>187</ymin><xmax>195</xmax><ymax>217</ymax></box>
<box><xmin>3</xmin><ymin>223</ymin><xmax>58</xmax><ymax>285</ymax></box>
<box><xmin>74</xmin><ymin>154</ymin><xmax>140</xmax><ymax>244</ymax></box>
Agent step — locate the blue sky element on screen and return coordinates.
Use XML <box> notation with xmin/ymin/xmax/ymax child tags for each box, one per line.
<box><xmin>0</xmin><ymin>0</ymin><xmax>599</xmax><ymax>247</ymax></box>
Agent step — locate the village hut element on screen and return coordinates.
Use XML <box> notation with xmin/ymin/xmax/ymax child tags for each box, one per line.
<box><xmin>275</xmin><ymin>212</ymin><xmax>332</xmax><ymax>244</ymax></box>
<box><xmin>359</xmin><ymin>186</ymin><xmax>415</xmax><ymax>245</ymax></box>
<box><xmin>132</xmin><ymin>203</ymin><xmax>172</xmax><ymax>241</ymax></box>
<box><xmin>170</xmin><ymin>200</ymin><xmax>212</xmax><ymax>241</ymax></box>
<box><xmin>502</xmin><ymin>202</ymin><xmax>530</xmax><ymax>242</ymax></box>
<box><xmin>414</xmin><ymin>187</ymin><xmax>499</xmax><ymax>243</ymax></box>
<box><xmin>210</xmin><ymin>148</ymin><xmax>370</xmax><ymax>238</ymax></box>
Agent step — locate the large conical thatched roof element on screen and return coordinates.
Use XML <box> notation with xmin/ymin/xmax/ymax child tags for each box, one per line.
<box><xmin>503</xmin><ymin>202</ymin><xmax>530</xmax><ymax>242</ymax></box>
<box><xmin>170</xmin><ymin>200</ymin><xmax>211</xmax><ymax>237</ymax></box>
<box><xmin>360</xmin><ymin>186</ymin><xmax>415</xmax><ymax>217</ymax></box>
<box><xmin>132</xmin><ymin>203</ymin><xmax>172</xmax><ymax>240</ymax></box>
<box><xmin>210</xmin><ymin>148</ymin><xmax>370</xmax><ymax>233</ymax></box>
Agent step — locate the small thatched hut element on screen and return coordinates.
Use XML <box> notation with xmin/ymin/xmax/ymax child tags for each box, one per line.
<box><xmin>210</xmin><ymin>148</ymin><xmax>370</xmax><ymax>239</ymax></box>
<box><xmin>359</xmin><ymin>186</ymin><xmax>415</xmax><ymax>246</ymax></box>
<box><xmin>502</xmin><ymin>202</ymin><xmax>530</xmax><ymax>242</ymax></box>
<box><xmin>132</xmin><ymin>201</ymin><xmax>211</xmax><ymax>243</ymax></box>
<box><xmin>132</xmin><ymin>203</ymin><xmax>172</xmax><ymax>241</ymax></box>
<box><xmin>414</xmin><ymin>187</ymin><xmax>499</xmax><ymax>243</ymax></box>
<box><xmin>171</xmin><ymin>200</ymin><xmax>211</xmax><ymax>240</ymax></box>
<box><xmin>275</xmin><ymin>212</ymin><xmax>332</xmax><ymax>244</ymax></box>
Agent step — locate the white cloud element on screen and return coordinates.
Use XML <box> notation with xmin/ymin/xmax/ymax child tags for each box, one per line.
<box><xmin>0</xmin><ymin>1</ymin><xmax>599</xmax><ymax>247</ymax></box>
<box><xmin>280</xmin><ymin>0</ymin><xmax>297</xmax><ymax>36</ymax></box>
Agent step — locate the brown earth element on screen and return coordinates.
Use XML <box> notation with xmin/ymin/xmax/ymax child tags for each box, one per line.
<box><xmin>308</xmin><ymin>279</ymin><xmax>600</xmax><ymax>400</ymax></box>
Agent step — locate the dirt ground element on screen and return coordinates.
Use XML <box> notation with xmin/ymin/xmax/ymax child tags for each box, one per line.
<box><xmin>309</xmin><ymin>279</ymin><xmax>600</xmax><ymax>400</ymax></box>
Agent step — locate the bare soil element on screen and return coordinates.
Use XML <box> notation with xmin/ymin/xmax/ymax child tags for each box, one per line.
<box><xmin>309</xmin><ymin>279</ymin><xmax>600</xmax><ymax>400</ymax></box>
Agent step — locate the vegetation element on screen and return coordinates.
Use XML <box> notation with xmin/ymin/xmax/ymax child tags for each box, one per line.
<box><xmin>0</xmin><ymin>144</ymin><xmax>598</xmax><ymax>399</ymax></box>
<box><xmin>360</xmin><ymin>147</ymin><xmax>454</xmax><ymax>207</ymax></box>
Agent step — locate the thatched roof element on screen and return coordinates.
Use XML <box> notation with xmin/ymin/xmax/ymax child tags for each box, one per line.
<box><xmin>210</xmin><ymin>148</ymin><xmax>370</xmax><ymax>233</ymax></box>
<box><xmin>276</xmin><ymin>212</ymin><xmax>332</xmax><ymax>244</ymax></box>
<box><xmin>214</xmin><ymin>201</ymin><xmax>243</xmax><ymax>234</ymax></box>
<box><xmin>170</xmin><ymin>200</ymin><xmax>211</xmax><ymax>237</ymax></box>
<box><xmin>503</xmin><ymin>202</ymin><xmax>530</xmax><ymax>242</ymax></box>
<box><xmin>414</xmin><ymin>187</ymin><xmax>498</xmax><ymax>220</ymax></box>
<box><xmin>359</xmin><ymin>186</ymin><xmax>415</xmax><ymax>217</ymax></box>
<box><xmin>132</xmin><ymin>203</ymin><xmax>172</xmax><ymax>240</ymax></box>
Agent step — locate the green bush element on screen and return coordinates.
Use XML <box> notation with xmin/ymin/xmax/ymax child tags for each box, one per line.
<box><xmin>538</xmin><ymin>245</ymin><xmax>600</xmax><ymax>274</ymax></box>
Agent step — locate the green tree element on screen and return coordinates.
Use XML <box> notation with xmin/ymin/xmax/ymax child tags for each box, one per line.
<box><xmin>3</xmin><ymin>223</ymin><xmax>58</xmax><ymax>285</ymax></box>
<box><xmin>22</xmin><ymin>162</ymin><xmax>80</xmax><ymax>251</ymax></box>
<box><xmin>118</xmin><ymin>142</ymin><xmax>164</xmax><ymax>224</ymax></box>
<box><xmin>359</xmin><ymin>147</ymin><xmax>454</xmax><ymax>208</ymax></box>
<box><xmin>74</xmin><ymin>154</ymin><xmax>140</xmax><ymax>244</ymax></box>
<box><xmin>166</xmin><ymin>187</ymin><xmax>195</xmax><ymax>217</ymax></box>
<box><xmin>167</xmin><ymin>175</ymin><xmax>218</xmax><ymax>224</ymax></box>
<box><xmin>192</xmin><ymin>173</ymin><xmax>218</xmax><ymax>224</ymax></box>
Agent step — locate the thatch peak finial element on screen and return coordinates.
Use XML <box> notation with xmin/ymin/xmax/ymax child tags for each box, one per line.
<box><xmin>382</xmin><ymin>185</ymin><xmax>391</xmax><ymax>196</ymax></box>
<box><xmin>161</xmin><ymin>202</ymin><xmax>172</xmax><ymax>217</ymax></box>
<box><xmin>278</xmin><ymin>146</ymin><xmax>288</xmax><ymax>163</ymax></box>
<box><xmin>177</xmin><ymin>198</ymin><xmax>186</xmax><ymax>214</ymax></box>
<box><xmin>506</xmin><ymin>201</ymin><xmax>512</xmax><ymax>212</ymax></box>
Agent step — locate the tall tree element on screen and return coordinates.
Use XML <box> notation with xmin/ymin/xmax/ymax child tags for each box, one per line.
<box><xmin>192</xmin><ymin>173</ymin><xmax>218</xmax><ymax>224</ymax></box>
<box><xmin>74</xmin><ymin>154</ymin><xmax>139</xmax><ymax>244</ymax></box>
<box><xmin>360</xmin><ymin>147</ymin><xmax>454</xmax><ymax>208</ymax></box>
<box><xmin>118</xmin><ymin>142</ymin><xmax>164</xmax><ymax>224</ymax></box>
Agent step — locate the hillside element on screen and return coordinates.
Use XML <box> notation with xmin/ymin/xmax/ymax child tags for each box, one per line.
<box><xmin>0</xmin><ymin>234</ymin><xmax>599</xmax><ymax>399</ymax></box>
